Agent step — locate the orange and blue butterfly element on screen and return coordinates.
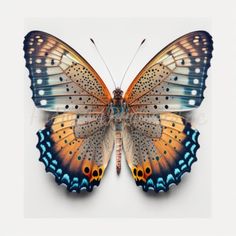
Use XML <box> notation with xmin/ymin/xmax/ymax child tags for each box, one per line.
<box><xmin>24</xmin><ymin>30</ymin><xmax>213</xmax><ymax>193</ymax></box>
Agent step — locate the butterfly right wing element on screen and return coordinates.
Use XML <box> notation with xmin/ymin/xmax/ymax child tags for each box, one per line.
<box><xmin>37</xmin><ymin>112</ymin><xmax>114</xmax><ymax>192</ymax></box>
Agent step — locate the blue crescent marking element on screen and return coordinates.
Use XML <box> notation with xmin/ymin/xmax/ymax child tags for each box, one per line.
<box><xmin>191</xmin><ymin>144</ymin><xmax>197</xmax><ymax>154</ymax></box>
<box><xmin>174</xmin><ymin>168</ymin><xmax>181</xmax><ymax>176</ymax></box>
<box><xmin>156</xmin><ymin>183</ymin><xmax>165</xmax><ymax>190</ymax></box>
<box><xmin>147</xmin><ymin>178</ymin><xmax>154</xmax><ymax>187</ymax></box>
<box><xmin>61</xmin><ymin>174</ymin><xmax>70</xmax><ymax>184</ymax></box>
<box><xmin>166</xmin><ymin>174</ymin><xmax>175</xmax><ymax>184</ymax></box>
<box><xmin>188</xmin><ymin>157</ymin><xmax>195</xmax><ymax>166</ymax></box>
<box><xmin>38</xmin><ymin>131</ymin><xmax>44</xmax><ymax>142</ymax></box>
<box><xmin>184</xmin><ymin>152</ymin><xmax>190</xmax><ymax>160</ymax></box>
<box><xmin>185</xmin><ymin>141</ymin><xmax>191</xmax><ymax>147</ymax></box>
<box><xmin>179</xmin><ymin>160</ymin><xmax>185</xmax><ymax>165</ymax></box>
<box><xmin>80</xmin><ymin>178</ymin><xmax>89</xmax><ymax>187</ymax></box>
<box><xmin>52</xmin><ymin>160</ymin><xmax>57</xmax><ymax>165</ymax></box>
<box><xmin>46</xmin><ymin>141</ymin><xmax>51</xmax><ymax>147</ymax></box>
<box><xmin>192</xmin><ymin>132</ymin><xmax>197</xmax><ymax>142</ymax></box>
<box><xmin>46</xmin><ymin>152</ymin><xmax>52</xmax><ymax>159</ymax></box>
<box><xmin>181</xmin><ymin>164</ymin><xmax>188</xmax><ymax>171</ymax></box>
<box><xmin>42</xmin><ymin>157</ymin><xmax>49</xmax><ymax>166</ymax></box>
<box><xmin>49</xmin><ymin>164</ymin><xmax>56</xmax><ymax>171</ymax></box>
<box><xmin>157</xmin><ymin>177</ymin><xmax>165</xmax><ymax>185</ymax></box>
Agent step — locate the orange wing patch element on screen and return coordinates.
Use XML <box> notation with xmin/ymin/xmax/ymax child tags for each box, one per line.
<box><xmin>37</xmin><ymin>113</ymin><xmax>114</xmax><ymax>192</ymax></box>
<box><xmin>123</xmin><ymin>113</ymin><xmax>200</xmax><ymax>192</ymax></box>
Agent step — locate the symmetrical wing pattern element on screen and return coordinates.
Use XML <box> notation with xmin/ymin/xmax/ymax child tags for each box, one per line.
<box><xmin>125</xmin><ymin>31</ymin><xmax>213</xmax><ymax>113</ymax></box>
<box><xmin>24</xmin><ymin>30</ymin><xmax>213</xmax><ymax>193</ymax></box>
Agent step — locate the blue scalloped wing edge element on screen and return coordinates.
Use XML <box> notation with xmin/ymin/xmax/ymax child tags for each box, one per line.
<box><xmin>36</xmin><ymin>128</ymin><xmax>100</xmax><ymax>193</ymax></box>
<box><xmin>136</xmin><ymin>125</ymin><xmax>200</xmax><ymax>193</ymax></box>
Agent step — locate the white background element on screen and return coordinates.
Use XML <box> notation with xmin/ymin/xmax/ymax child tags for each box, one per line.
<box><xmin>0</xmin><ymin>0</ymin><xmax>236</xmax><ymax>235</ymax></box>
<box><xmin>24</xmin><ymin>18</ymin><xmax>212</xmax><ymax>218</ymax></box>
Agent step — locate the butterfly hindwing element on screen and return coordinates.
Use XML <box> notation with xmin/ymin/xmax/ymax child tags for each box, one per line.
<box><xmin>24</xmin><ymin>31</ymin><xmax>111</xmax><ymax>112</ymax></box>
<box><xmin>125</xmin><ymin>31</ymin><xmax>213</xmax><ymax>113</ymax></box>
<box><xmin>37</xmin><ymin>113</ymin><xmax>114</xmax><ymax>192</ymax></box>
<box><xmin>123</xmin><ymin>113</ymin><xmax>199</xmax><ymax>192</ymax></box>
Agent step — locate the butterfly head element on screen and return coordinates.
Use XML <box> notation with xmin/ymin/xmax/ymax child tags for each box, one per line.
<box><xmin>113</xmin><ymin>88</ymin><xmax>123</xmax><ymax>98</ymax></box>
<box><xmin>112</xmin><ymin>88</ymin><xmax>124</xmax><ymax>106</ymax></box>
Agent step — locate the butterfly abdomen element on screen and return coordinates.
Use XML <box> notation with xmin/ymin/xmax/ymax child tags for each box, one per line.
<box><xmin>113</xmin><ymin>108</ymin><xmax>123</xmax><ymax>175</ymax></box>
<box><xmin>112</xmin><ymin>109</ymin><xmax>124</xmax><ymax>175</ymax></box>
<box><xmin>115</xmin><ymin>129</ymin><xmax>122</xmax><ymax>174</ymax></box>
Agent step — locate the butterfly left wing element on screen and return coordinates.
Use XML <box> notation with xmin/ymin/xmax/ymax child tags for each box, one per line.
<box><xmin>37</xmin><ymin>113</ymin><xmax>114</xmax><ymax>192</ymax></box>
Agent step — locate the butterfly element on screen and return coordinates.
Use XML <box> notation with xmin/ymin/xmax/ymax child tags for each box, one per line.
<box><xmin>24</xmin><ymin>30</ymin><xmax>213</xmax><ymax>193</ymax></box>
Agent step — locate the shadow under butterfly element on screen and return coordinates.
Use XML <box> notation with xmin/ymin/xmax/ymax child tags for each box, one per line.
<box><xmin>23</xmin><ymin>30</ymin><xmax>213</xmax><ymax>193</ymax></box>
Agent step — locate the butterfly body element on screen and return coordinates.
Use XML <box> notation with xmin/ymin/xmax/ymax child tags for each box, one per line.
<box><xmin>24</xmin><ymin>30</ymin><xmax>213</xmax><ymax>193</ymax></box>
<box><xmin>111</xmin><ymin>88</ymin><xmax>126</xmax><ymax>174</ymax></box>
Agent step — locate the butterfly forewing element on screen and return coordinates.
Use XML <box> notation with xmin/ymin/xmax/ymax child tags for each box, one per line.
<box><xmin>125</xmin><ymin>31</ymin><xmax>213</xmax><ymax>113</ymax></box>
<box><xmin>24</xmin><ymin>31</ymin><xmax>111</xmax><ymax>112</ymax></box>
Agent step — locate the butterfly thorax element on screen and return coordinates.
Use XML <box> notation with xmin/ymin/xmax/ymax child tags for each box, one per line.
<box><xmin>111</xmin><ymin>88</ymin><xmax>125</xmax><ymax>124</ymax></box>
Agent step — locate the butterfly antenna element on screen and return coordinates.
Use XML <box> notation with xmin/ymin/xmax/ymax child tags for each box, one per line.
<box><xmin>119</xmin><ymin>39</ymin><xmax>146</xmax><ymax>88</ymax></box>
<box><xmin>90</xmin><ymin>38</ymin><xmax>116</xmax><ymax>89</ymax></box>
